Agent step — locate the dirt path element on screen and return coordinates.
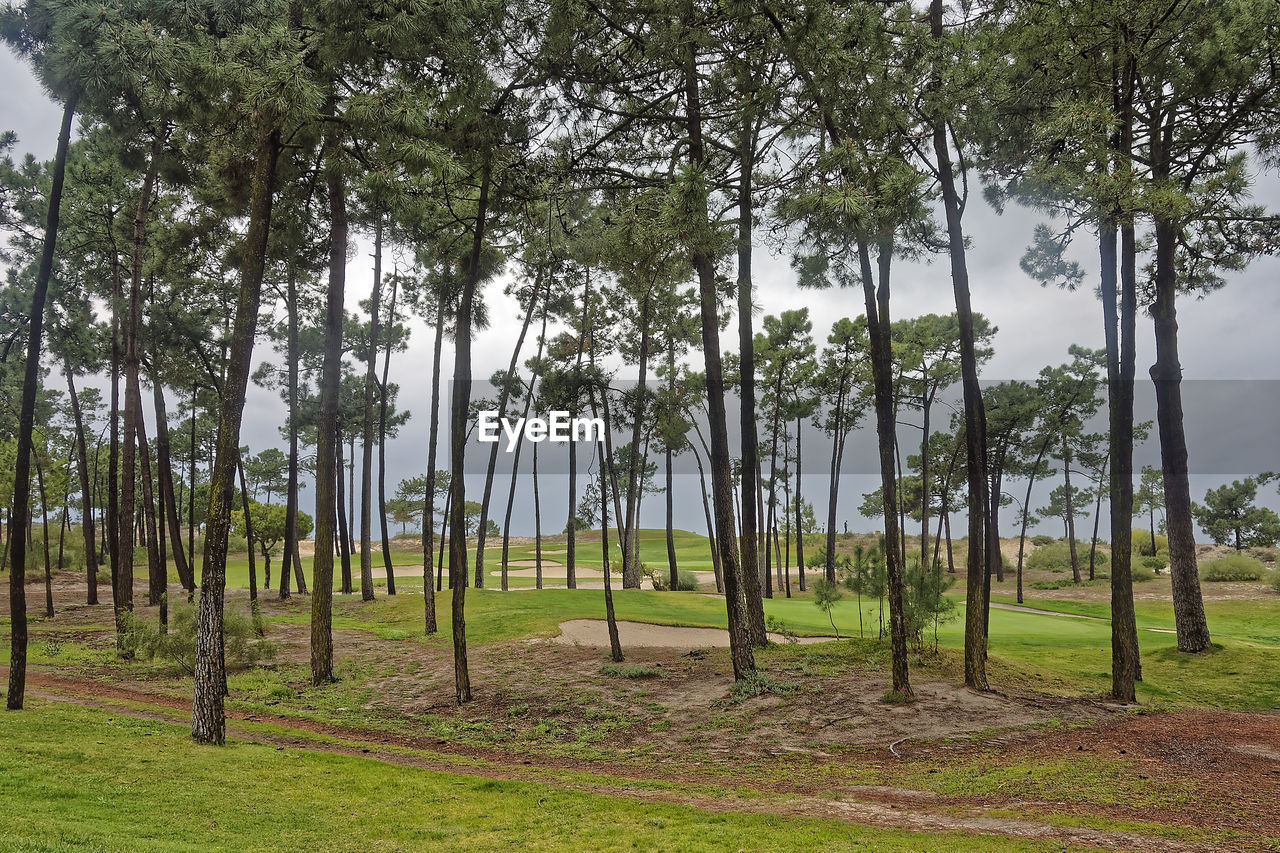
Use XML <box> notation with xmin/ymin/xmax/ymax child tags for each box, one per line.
<box><xmin>12</xmin><ymin>668</ymin><xmax>1223</xmax><ymax>853</ymax></box>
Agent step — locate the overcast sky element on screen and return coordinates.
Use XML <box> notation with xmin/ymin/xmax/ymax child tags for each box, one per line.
<box><xmin>6</xmin><ymin>46</ymin><xmax>1280</xmax><ymax>541</ymax></box>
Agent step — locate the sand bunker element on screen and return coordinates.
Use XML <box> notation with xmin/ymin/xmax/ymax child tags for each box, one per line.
<box><xmin>548</xmin><ymin>619</ymin><xmax>836</xmax><ymax>649</ymax></box>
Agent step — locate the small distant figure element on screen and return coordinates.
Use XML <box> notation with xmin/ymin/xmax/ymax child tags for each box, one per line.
<box><xmin>843</xmin><ymin>521</ymin><xmax>848</xmax><ymax>535</ymax></box>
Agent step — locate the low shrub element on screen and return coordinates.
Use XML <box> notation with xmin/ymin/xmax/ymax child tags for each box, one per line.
<box><xmin>1133</xmin><ymin>530</ymin><xmax>1168</xmax><ymax>557</ymax></box>
<box><xmin>649</xmin><ymin>567</ymin><xmax>699</xmax><ymax>591</ymax></box>
<box><xmin>1130</xmin><ymin>566</ymin><xmax>1156</xmax><ymax>583</ymax></box>
<box><xmin>123</xmin><ymin>596</ymin><xmax>274</xmax><ymax>673</ymax></box>
<box><xmin>1141</xmin><ymin>555</ymin><xmax>1167</xmax><ymax>572</ymax></box>
<box><xmin>1270</xmin><ymin>573</ymin><xmax>1280</xmax><ymax>595</ymax></box>
<box><xmin>1026</xmin><ymin>541</ymin><xmax>1108</xmax><ymax>573</ymax></box>
<box><xmin>1199</xmin><ymin>553</ymin><xmax>1268</xmax><ymax>582</ymax></box>
<box><xmin>1031</xmin><ymin>535</ymin><xmax>1056</xmax><ymax>547</ymax></box>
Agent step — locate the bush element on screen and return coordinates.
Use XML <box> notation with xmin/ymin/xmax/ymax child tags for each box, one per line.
<box><xmin>1026</xmin><ymin>542</ymin><xmax>1109</xmax><ymax>573</ymax></box>
<box><xmin>1133</xmin><ymin>530</ymin><xmax>1168</xmax><ymax>557</ymax></box>
<box><xmin>1031</xmin><ymin>535</ymin><xmax>1056</xmax><ymax>547</ymax></box>
<box><xmin>1199</xmin><ymin>553</ymin><xmax>1268</xmax><ymax>582</ymax></box>
<box><xmin>123</xmin><ymin>596</ymin><xmax>275</xmax><ymax>673</ymax></box>
<box><xmin>649</xmin><ymin>567</ymin><xmax>698</xmax><ymax>591</ymax></box>
<box><xmin>1270</xmin><ymin>573</ymin><xmax>1280</xmax><ymax>595</ymax></box>
<box><xmin>1141</xmin><ymin>555</ymin><xmax>1167</xmax><ymax>572</ymax></box>
<box><xmin>1130</xmin><ymin>566</ymin><xmax>1156</xmax><ymax>583</ymax></box>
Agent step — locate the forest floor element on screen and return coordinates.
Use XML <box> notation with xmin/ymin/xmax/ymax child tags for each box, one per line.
<box><xmin>3</xmin><ymin>535</ymin><xmax>1279</xmax><ymax>851</ymax></box>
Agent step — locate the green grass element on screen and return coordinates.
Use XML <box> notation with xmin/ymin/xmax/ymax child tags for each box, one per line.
<box><xmin>0</xmin><ymin>699</ymin><xmax>1087</xmax><ymax>853</ymax></box>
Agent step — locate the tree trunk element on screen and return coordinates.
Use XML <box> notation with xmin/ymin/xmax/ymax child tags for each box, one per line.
<box><xmin>533</xmin><ymin>442</ymin><xmax>543</xmax><ymax>589</ymax></box>
<box><xmin>734</xmin><ymin>82</ymin><xmax>766</xmax><ymax>648</ymax></box>
<box><xmin>151</xmin><ymin>370</ymin><xmax>192</xmax><ymax>593</ymax></box>
<box><xmin>335</xmin><ymin>430</ymin><xmax>352</xmax><ymax>594</ymax></box>
<box><xmin>64</xmin><ymin>355</ymin><xmax>99</xmax><ymax>605</ymax></box>
<box><xmin>1063</xmin><ymin>436</ymin><xmax>1081</xmax><ymax>583</ymax></box>
<box><xmin>859</xmin><ymin>239</ymin><xmax>912</xmax><ymax>697</ymax></box>
<box><xmin>1151</xmin><ymin>218</ymin><xmax>1211</xmax><ymax>653</ymax></box>
<box><xmin>622</xmin><ymin>299</ymin><xmax>651</xmax><ymax>589</ymax></box>
<box><xmin>448</xmin><ymin>158</ymin><xmax>492</xmax><ymax>705</ymax></box>
<box><xmin>502</xmin><ymin>297</ymin><xmax>548</xmax><ymax>592</ymax></box>
<box><xmin>794</xmin><ymin>416</ymin><xmax>805</xmax><ymax>591</ymax></box>
<box><xmin>476</xmin><ymin>277</ymin><xmax>540</xmax><ymax>588</ymax></box>
<box><xmin>8</xmin><ymin>95</ymin><xmax>76</xmax><ymax>709</ymax></box>
<box><xmin>930</xmin><ymin>0</ymin><xmax>988</xmax><ymax>690</ymax></box>
<box><xmin>311</xmin><ymin>153</ymin><xmax>346</xmax><ymax>684</ymax></box>
<box><xmin>237</xmin><ymin>456</ymin><xmax>258</xmax><ymax>603</ymax></box>
<box><xmin>423</xmin><ymin>296</ymin><xmax>445</xmax><ymax>631</ymax></box>
<box><xmin>359</xmin><ymin>219</ymin><xmax>383</xmax><ymax>601</ymax></box>
<box><xmin>283</xmin><ymin>266</ymin><xmax>302</xmax><ymax>602</ymax></box>
<box><xmin>192</xmin><ymin>120</ymin><xmax>281</xmax><ymax>744</ymax></box>
<box><xmin>35</xmin><ymin>455</ymin><xmax>54</xmax><ymax>619</ymax></box>
<box><xmin>135</xmin><ymin>396</ymin><xmax>163</xmax><ymax>608</ymax></box>
<box><xmin>1088</xmin><ymin>462</ymin><xmax>1106</xmax><ymax>581</ymax></box>
<box><xmin>378</xmin><ymin>270</ymin><xmax>399</xmax><ymax>593</ymax></box>
<box><xmin>690</xmin><ymin>439</ymin><xmax>722</xmax><ymax>593</ymax></box>
<box><xmin>119</xmin><ymin>140</ymin><xmax>162</xmax><ymax>651</ymax></box>
<box><xmin>825</xmin><ymin>387</ymin><xmax>845</xmax><ymax>586</ymax></box>
<box><xmin>684</xmin><ymin>20</ymin><xmax>755</xmax><ymax>677</ymax></box>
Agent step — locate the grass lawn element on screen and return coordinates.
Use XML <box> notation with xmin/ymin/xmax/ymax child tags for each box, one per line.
<box><xmin>0</xmin><ymin>699</ymin><xmax>1085</xmax><ymax>853</ymax></box>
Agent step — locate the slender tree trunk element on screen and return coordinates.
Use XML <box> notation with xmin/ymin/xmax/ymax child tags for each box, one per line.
<box><xmin>1151</xmin><ymin>219</ymin><xmax>1211</xmax><ymax>652</ymax></box>
<box><xmin>794</xmin><ymin>416</ymin><xmax>805</xmax><ymax>591</ymax></box>
<box><xmin>448</xmin><ymin>158</ymin><xmax>493</xmax><ymax>705</ymax></box>
<box><xmin>8</xmin><ymin>96</ymin><xmax>76</xmax><ymax>709</ymax></box>
<box><xmin>187</xmin><ymin>385</ymin><xmax>196</xmax><ymax>586</ymax></box>
<box><xmin>1063</xmin><ymin>437</ymin><xmax>1081</xmax><ymax>583</ymax></box>
<box><xmin>359</xmin><ymin>220</ymin><xmax>383</xmax><ymax>601</ymax></box>
<box><xmin>859</xmin><ymin>239</ymin><xmax>911</xmax><ymax>696</ymax></box>
<box><xmin>437</xmin><ymin>485</ymin><xmax>450</xmax><ymax>591</ymax></box>
<box><xmin>502</xmin><ymin>297</ymin><xmax>548</xmax><ymax>592</ymax></box>
<box><xmin>423</xmin><ymin>296</ymin><xmax>445</xmax><ymax>630</ymax></box>
<box><xmin>119</xmin><ymin>142</ymin><xmax>162</xmax><ymax>652</ymax></box>
<box><xmin>35</xmin><ymin>455</ymin><xmax>54</xmax><ymax>619</ymax></box>
<box><xmin>825</xmin><ymin>390</ymin><xmax>845</xmax><ymax>585</ymax></box>
<box><xmin>237</xmin><ymin>457</ymin><xmax>258</xmax><ymax>603</ymax></box>
<box><xmin>283</xmin><ymin>266</ymin><xmax>301</xmax><ymax>602</ymax></box>
<box><xmin>566</xmin><ymin>441</ymin><xmax>578</xmax><ymax>588</ymax></box>
<box><xmin>930</xmin><ymin>0</ymin><xmax>988</xmax><ymax>690</ymax></box>
<box><xmin>533</xmin><ymin>443</ymin><xmax>542</xmax><ymax>589</ymax></box>
<box><xmin>1089</xmin><ymin>460</ymin><xmax>1106</xmax><ymax>581</ymax></box>
<box><xmin>684</xmin><ymin>19</ymin><xmax>755</xmax><ymax>675</ymax></box>
<box><xmin>135</xmin><ymin>399</ymin><xmax>163</xmax><ymax>608</ymax></box>
<box><xmin>732</xmin><ymin>91</ymin><xmax>766</xmax><ymax>648</ymax></box>
<box><xmin>65</xmin><ymin>356</ymin><xmax>99</xmax><ymax>605</ymax></box>
<box><xmin>378</xmin><ymin>270</ymin><xmax>399</xmax><ymax>593</ymax></box>
<box><xmin>311</xmin><ymin>153</ymin><xmax>346</xmax><ymax>684</ymax></box>
<box><xmin>192</xmin><ymin>121</ymin><xmax>281</xmax><ymax>744</ymax></box>
<box><xmin>335</xmin><ymin>431</ymin><xmax>352</xmax><ymax>594</ymax></box>
<box><xmin>151</xmin><ymin>372</ymin><xmax>192</xmax><ymax>593</ymax></box>
<box><xmin>476</xmin><ymin>278</ymin><xmax>540</xmax><ymax>588</ymax></box>
<box><xmin>621</xmin><ymin>300</ymin><xmax>651</xmax><ymax>588</ymax></box>
<box><xmin>690</xmin><ymin>439</ymin><xmax>723</xmax><ymax>593</ymax></box>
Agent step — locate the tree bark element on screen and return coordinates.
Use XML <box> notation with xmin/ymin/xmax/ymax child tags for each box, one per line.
<box><xmin>448</xmin><ymin>157</ymin><xmax>492</xmax><ymax>704</ymax></box>
<box><xmin>1150</xmin><ymin>218</ymin><xmax>1211</xmax><ymax>652</ymax></box>
<box><xmin>423</xmin><ymin>294</ymin><xmax>445</xmax><ymax>632</ymax></box>
<box><xmin>359</xmin><ymin>219</ymin><xmax>383</xmax><ymax>601</ymax></box>
<box><xmin>683</xmin><ymin>18</ymin><xmax>755</xmax><ymax>677</ymax></box>
<box><xmin>282</xmin><ymin>266</ymin><xmax>301</xmax><ymax>601</ymax></box>
<box><xmin>192</xmin><ymin>121</ymin><xmax>281</xmax><ymax>744</ymax></box>
<box><xmin>378</xmin><ymin>269</ymin><xmax>399</xmax><ymax>592</ymax></box>
<box><xmin>64</xmin><ymin>354</ymin><xmax>99</xmax><ymax>605</ymax></box>
<box><xmin>335</xmin><ymin>429</ymin><xmax>352</xmax><ymax>594</ymax></box>
<box><xmin>930</xmin><ymin>0</ymin><xmax>988</xmax><ymax>690</ymax></box>
<box><xmin>476</xmin><ymin>278</ymin><xmax>540</xmax><ymax>588</ymax></box>
<box><xmin>8</xmin><ymin>95</ymin><xmax>76</xmax><ymax>709</ymax></box>
<box><xmin>311</xmin><ymin>153</ymin><xmax>346</xmax><ymax>684</ymax></box>
<box><xmin>859</xmin><ymin>239</ymin><xmax>912</xmax><ymax>697</ymax></box>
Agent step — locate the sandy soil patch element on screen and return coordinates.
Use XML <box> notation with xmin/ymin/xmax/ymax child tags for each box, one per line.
<box><xmin>547</xmin><ymin>618</ymin><xmax>836</xmax><ymax>648</ymax></box>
